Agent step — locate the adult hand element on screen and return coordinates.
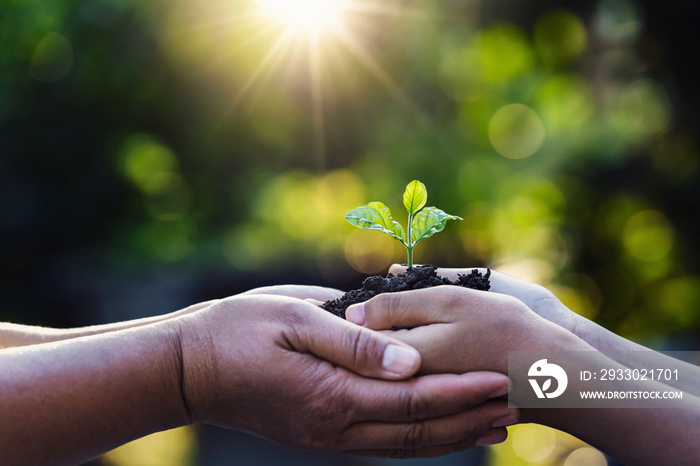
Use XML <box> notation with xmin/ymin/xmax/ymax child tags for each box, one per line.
<box><xmin>346</xmin><ymin>285</ymin><xmax>587</xmax><ymax>375</ymax></box>
<box><xmin>176</xmin><ymin>295</ymin><xmax>518</xmax><ymax>458</ymax></box>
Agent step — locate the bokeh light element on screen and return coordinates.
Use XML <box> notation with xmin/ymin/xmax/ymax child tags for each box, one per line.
<box><xmin>563</xmin><ymin>447</ymin><xmax>608</xmax><ymax>466</ymax></box>
<box><xmin>102</xmin><ymin>426</ymin><xmax>197</xmax><ymax>466</ymax></box>
<box><xmin>345</xmin><ymin>229</ymin><xmax>400</xmax><ymax>274</ymax></box>
<box><xmin>490</xmin><ymin>423</ymin><xmax>596</xmax><ymax>465</ymax></box>
<box><xmin>511</xmin><ymin>425</ymin><xmax>556</xmax><ymax>462</ymax></box>
<box><xmin>652</xmin><ymin>276</ymin><xmax>700</xmax><ymax>328</ymax></box>
<box><xmin>534</xmin><ymin>10</ymin><xmax>588</xmax><ymax>67</ymax></box>
<box><xmin>613</xmin><ymin>79</ymin><xmax>671</xmax><ymax>137</ymax></box>
<box><xmin>120</xmin><ymin>135</ymin><xmax>181</xmax><ymax>195</ymax></box>
<box><xmin>489</xmin><ymin>104</ymin><xmax>546</xmax><ymax>159</ymax></box>
<box><xmin>622</xmin><ymin>210</ymin><xmax>674</xmax><ymax>262</ymax></box>
<box><xmin>29</xmin><ymin>32</ymin><xmax>74</xmax><ymax>82</ymax></box>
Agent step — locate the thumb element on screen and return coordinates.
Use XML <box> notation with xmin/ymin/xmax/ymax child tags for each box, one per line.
<box><xmin>347</xmin><ymin>288</ymin><xmax>445</xmax><ymax>330</ymax></box>
<box><xmin>294</xmin><ymin>305</ymin><xmax>422</xmax><ymax>380</ymax></box>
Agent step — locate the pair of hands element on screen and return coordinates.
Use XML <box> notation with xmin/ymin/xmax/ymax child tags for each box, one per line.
<box><xmin>173</xmin><ymin>287</ymin><xmax>516</xmax><ymax>459</ymax></box>
<box><xmin>173</xmin><ymin>266</ymin><xmax>583</xmax><ymax>458</ymax></box>
<box><xmin>346</xmin><ymin>265</ymin><xmax>585</xmax><ymax>375</ymax></box>
<box><xmin>3</xmin><ymin>264</ymin><xmax>692</xmax><ymax>465</ymax></box>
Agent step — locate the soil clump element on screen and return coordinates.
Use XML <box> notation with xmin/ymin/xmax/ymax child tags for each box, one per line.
<box><xmin>321</xmin><ymin>265</ymin><xmax>491</xmax><ymax>319</ymax></box>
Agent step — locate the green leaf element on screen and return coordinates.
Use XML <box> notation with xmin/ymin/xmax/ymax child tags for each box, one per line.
<box><xmin>346</xmin><ymin>201</ymin><xmax>406</xmax><ymax>243</ymax></box>
<box><xmin>403</xmin><ymin>180</ymin><xmax>427</xmax><ymax>215</ymax></box>
<box><xmin>410</xmin><ymin>207</ymin><xmax>462</xmax><ymax>244</ymax></box>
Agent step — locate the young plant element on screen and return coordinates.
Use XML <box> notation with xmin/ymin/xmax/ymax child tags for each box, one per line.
<box><xmin>345</xmin><ymin>180</ymin><xmax>462</xmax><ymax>268</ymax></box>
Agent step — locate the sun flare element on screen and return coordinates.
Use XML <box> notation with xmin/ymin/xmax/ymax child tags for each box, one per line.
<box><xmin>205</xmin><ymin>0</ymin><xmax>428</xmax><ymax>168</ymax></box>
<box><xmin>254</xmin><ymin>0</ymin><xmax>344</xmax><ymax>30</ymax></box>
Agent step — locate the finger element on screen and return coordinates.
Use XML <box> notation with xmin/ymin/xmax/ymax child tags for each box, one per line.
<box><xmin>389</xmin><ymin>263</ymin><xmax>532</xmax><ymax>300</ymax></box>
<box><xmin>345</xmin><ymin>427</ymin><xmax>508</xmax><ymax>459</ymax></box>
<box><xmin>346</xmin><ymin>287</ymin><xmax>465</xmax><ymax>330</ymax></box>
<box><xmin>437</xmin><ymin>267</ymin><xmax>531</xmax><ymax>298</ymax></box>
<box><xmin>178</xmin><ymin>300</ymin><xmax>220</xmax><ymax>314</ymax></box>
<box><xmin>349</xmin><ymin>371</ymin><xmax>511</xmax><ymax>422</ymax></box>
<box><xmin>342</xmin><ymin>401</ymin><xmax>517</xmax><ymax>451</ymax></box>
<box><xmin>390</xmin><ymin>264</ymin><xmax>570</xmax><ymax>324</ymax></box>
<box><xmin>242</xmin><ymin>285</ymin><xmax>344</xmax><ymax>301</ymax></box>
<box><xmin>304</xmin><ymin>298</ymin><xmax>324</xmax><ymax>307</ymax></box>
<box><xmin>291</xmin><ymin>304</ymin><xmax>422</xmax><ymax>380</ymax></box>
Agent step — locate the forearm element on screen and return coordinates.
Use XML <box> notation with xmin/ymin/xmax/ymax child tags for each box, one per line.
<box><xmin>572</xmin><ymin>313</ymin><xmax>657</xmax><ymax>353</ymax></box>
<box><xmin>571</xmin><ymin>314</ymin><xmax>700</xmax><ymax>395</ymax></box>
<box><xmin>474</xmin><ymin>266</ymin><xmax>700</xmax><ymax>395</ymax></box>
<box><xmin>0</xmin><ymin>321</ymin><xmax>189</xmax><ymax>465</ymax></box>
<box><xmin>0</xmin><ymin>300</ymin><xmax>217</xmax><ymax>349</ymax></box>
<box><xmin>522</xmin><ymin>350</ymin><xmax>700</xmax><ymax>464</ymax></box>
<box><xmin>527</xmin><ymin>403</ymin><xmax>700</xmax><ymax>464</ymax></box>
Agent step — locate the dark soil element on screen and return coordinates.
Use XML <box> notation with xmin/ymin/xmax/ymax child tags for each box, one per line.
<box><xmin>321</xmin><ymin>265</ymin><xmax>491</xmax><ymax>319</ymax></box>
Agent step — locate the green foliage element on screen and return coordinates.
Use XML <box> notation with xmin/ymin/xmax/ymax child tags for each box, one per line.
<box><xmin>2</xmin><ymin>0</ymin><xmax>697</xmax><ymax>346</ymax></box>
<box><xmin>403</xmin><ymin>180</ymin><xmax>427</xmax><ymax>214</ymax></box>
<box><xmin>410</xmin><ymin>207</ymin><xmax>462</xmax><ymax>243</ymax></box>
<box><xmin>345</xmin><ymin>201</ymin><xmax>406</xmax><ymax>242</ymax></box>
<box><xmin>346</xmin><ymin>180</ymin><xmax>462</xmax><ymax>268</ymax></box>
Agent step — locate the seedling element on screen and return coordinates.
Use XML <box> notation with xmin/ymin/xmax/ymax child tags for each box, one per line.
<box><xmin>345</xmin><ymin>180</ymin><xmax>462</xmax><ymax>268</ymax></box>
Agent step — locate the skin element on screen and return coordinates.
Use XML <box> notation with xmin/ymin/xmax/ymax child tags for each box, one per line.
<box><xmin>346</xmin><ymin>265</ymin><xmax>700</xmax><ymax>465</ymax></box>
<box><xmin>0</xmin><ymin>285</ymin><xmax>339</xmax><ymax>349</ymax></box>
<box><xmin>0</xmin><ymin>301</ymin><xmax>217</xmax><ymax>349</ymax></box>
<box><xmin>389</xmin><ymin>265</ymin><xmax>700</xmax><ymax>396</ymax></box>
<box><xmin>0</xmin><ymin>286</ymin><xmax>517</xmax><ymax>465</ymax></box>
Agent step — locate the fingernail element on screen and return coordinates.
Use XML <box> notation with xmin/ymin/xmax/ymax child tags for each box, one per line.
<box><xmin>488</xmin><ymin>385</ymin><xmax>509</xmax><ymax>399</ymax></box>
<box><xmin>346</xmin><ymin>303</ymin><xmax>366</xmax><ymax>326</ymax></box>
<box><xmin>382</xmin><ymin>345</ymin><xmax>419</xmax><ymax>376</ymax></box>
<box><xmin>492</xmin><ymin>415</ymin><xmax>518</xmax><ymax>428</ymax></box>
<box><xmin>476</xmin><ymin>434</ymin><xmax>505</xmax><ymax>446</ymax></box>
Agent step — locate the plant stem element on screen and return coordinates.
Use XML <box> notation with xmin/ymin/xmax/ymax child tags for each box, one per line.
<box><xmin>406</xmin><ymin>212</ymin><xmax>413</xmax><ymax>268</ymax></box>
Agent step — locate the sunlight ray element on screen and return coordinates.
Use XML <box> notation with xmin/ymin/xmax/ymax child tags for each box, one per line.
<box><xmin>243</xmin><ymin>33</ymin><xmax>307</xmax><ymax>100</ymax></box>
<box><xmin>344</xmin><ymin>0</ymin><xmax>467</xmax><ymax>22</ymax></box>
<box><xmin>167</xmin><ymin>10</ymin><xmax>273</xmax><ymax>50</ymax></box>
<box><xmin>343</xmin><ymin>1</ymin><xmax>431</xmax><ymax>19</ymax></box>
<box><xmin>179</xmin><ymin>10</ymin><xmax>269</xmax><ymax>34</ymax></box>
<box><xmin>333</xmin><ymin>25</ymin><xmax>429</xmax><ymax>126</ymax></box>
<box><xmin>308</xmin><ymin>31</ymin><xmax>327</xmax><ymax>171</ymax></box>
<box><xmin>200</xmin><ymin>21</ymin><xmax>285</xmax><ymax>76</ymax></box>
<box><xmin>212</xmin><ymin>26</ymin><xmax>298</xmax><ymax>132</ymax></box>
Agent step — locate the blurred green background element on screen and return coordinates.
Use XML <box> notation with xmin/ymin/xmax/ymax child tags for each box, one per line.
<box><xmin>2</xmin><ymin>0</ymin><xmax>699</xmax><ymax>464</ymax></box>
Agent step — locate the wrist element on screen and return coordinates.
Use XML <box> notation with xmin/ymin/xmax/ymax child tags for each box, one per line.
<box><xmin>126</xmin><ymin>319</ymin><xmax>196</xmax><ymax>432</ymax></box>
<box><xmin>568</xmin><ymin>313</ymin><xmax>612</xmax><ymax>352</ymax></box>
<box><xmin>517</xmin><ymin>323</ymin><xmax>596</xmax><ymax>426</ymax></box>
<box><xmin>518</xmin><ymin>312</ymin><xmax>594</xmax><ymax>353</ymax></box>
<box><xmin>171</xmin><ymin>312</ymin><xmax>217</xmax><ymax>425</ymax></box>
<box><xmin>517</xmin><ymin>336</ymin><xmax>592</xmax><ymax>428</ymax></box>
<box><xmin>542</xmin><ymin>296</ymin><xmax>626</xmax><ymax>354</ymax></box>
